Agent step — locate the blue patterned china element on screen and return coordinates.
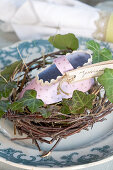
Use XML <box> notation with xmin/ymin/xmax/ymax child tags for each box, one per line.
<box><xmin>0</xmin><ymin>37</ymin><xmax>113</xmax><ymax>169</ymax></box>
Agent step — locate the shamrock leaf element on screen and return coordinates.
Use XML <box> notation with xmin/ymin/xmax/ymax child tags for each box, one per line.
<box><xmin>86</xmin><ymin>40</ymin><xmax>112</xmax><ymax>63</ymax></box>
<box><xmin>0</xmin><ymin>100</ymin><xmax>10</xmax><ymax>117</ymax></box>
<box><xmin>0</xmin><ymin>79</ymin><xmax>16</xmax><ymax>99</ymax></box>
<box><xmin>10</xmin><ymin>90</ymin><xmax>44</xmax><ymax>113</ymax></box>
<box><xmin>98</xmin><ymin>68</ymin><xmax>113</xmax><ymax>103</ymax></box>
<box><xmin>48</xmin><ymin>33</ymin><xmax>79</xmax><ymax>51</ymax></box>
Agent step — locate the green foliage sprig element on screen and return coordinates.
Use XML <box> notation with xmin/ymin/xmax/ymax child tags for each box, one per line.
<box><xmin>0</xmin><ymin>61</ymin><xmax>22</xmax><ymax>116</ymax></box>
<box><xmin>98</xmin><ymin>68</ymin><xmax>113</xmax><ymax>103</ymax></box>
<box><xmin>0</xmin><ymin>61</ymin><xmax>22</xmax><ymax>99</ymax></box>
<box><xmin>48</xmin><ymin>33</ymin><xmax>79</xmax><ymax>51</ymax></box>
<box><xmin>86</xmin><ymin>40</ymin><xmax>113</xmax><ymax>63</ymax></box>
<box><xmin>61</xmin><ymin>90</ymin><xmax>95</xmax><ymax>114</ymax></box>
<box><xmin>0</xmin><ymin>100</ymin><xmax>10</xmax><ymax>118</ymax></box>
<box><xmin>10</xmin><ymin>90</ymin><xmax>44</xmax><ymax>113</ymax></box>
<box><xmin>87</xmin><ymin>40</ymin><xmax>113</xmax><ymax>103</ymax></box>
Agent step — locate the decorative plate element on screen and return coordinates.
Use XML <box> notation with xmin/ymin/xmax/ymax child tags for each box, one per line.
<box><xmin>0</xmin><ymin>37</ymin><xmax>113</xmax><ymax>170</ymax></box>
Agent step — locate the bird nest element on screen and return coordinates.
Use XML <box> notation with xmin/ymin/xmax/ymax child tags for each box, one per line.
<box><xmin>2</xmin><ymin>49</ymin><xmax>113</xmax><ymax>157</ymax></box>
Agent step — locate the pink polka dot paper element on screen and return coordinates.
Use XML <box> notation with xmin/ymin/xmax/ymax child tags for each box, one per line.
<box><xmin>19</xmin><ymin>52</ymin><xmax>94</xmax><ymax>104</ymax></box>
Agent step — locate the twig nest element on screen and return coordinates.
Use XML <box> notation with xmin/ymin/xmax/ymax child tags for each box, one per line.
<box><xmin>19</xmin><ymin>51</ymin><xmax>94</xmax><ymax>104</ymax></box>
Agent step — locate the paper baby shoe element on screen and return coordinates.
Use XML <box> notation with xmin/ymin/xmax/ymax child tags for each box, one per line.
<box><xmin>19</xmin><ymin>51</ymin><xmax>94</xmax><ymax>104</ymax></box>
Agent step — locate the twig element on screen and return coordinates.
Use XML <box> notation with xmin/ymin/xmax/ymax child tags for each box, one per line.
<box><xmin>41</xmin><ymin>138</ymin><xmax>61</xmax><ymax>157</ymax></box>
